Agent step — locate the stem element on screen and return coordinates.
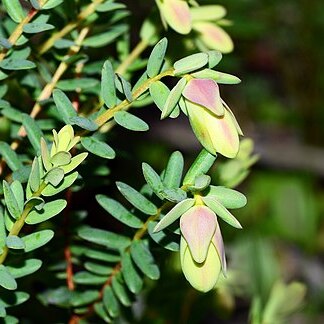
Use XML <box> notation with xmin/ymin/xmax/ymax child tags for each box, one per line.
<box><xmin>94</xmin><ymin>68</ymin><xmax>175</xmax><ymax>127</ymax></box>
<box><xmin>38</xmin><ymin>0</ymin><xmax>104</xmax><ymax>55</ymax></box>
<box><xmin>0</xmin><ymin>182</ymin><xmax>47</xmax><ymax>265</ymax></box>
<box><xmin>115</xmin><ymin>39</ymin><xmax>149</xmax><ymax>75</ymax></box>
<box><xmin>0</xmin><ymin>8</ymin><xmax>38</xmax><ymax>62</ymax></box>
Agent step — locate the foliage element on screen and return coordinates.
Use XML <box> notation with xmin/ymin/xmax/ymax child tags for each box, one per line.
<box><xmin>0</xmin><ymin>0</ymin><xmax>310</xmax><ymax>323</ymax></box>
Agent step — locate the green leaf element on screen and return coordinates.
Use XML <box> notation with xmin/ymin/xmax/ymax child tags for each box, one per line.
<box><xmin>3</xmin><ymin>181</ymin><xmax>21</xmax><ymax>219</ymax></box>
<box><xmin>163</xmin><ymin>151</ymin><xmax>184</xmax><ymax>188</ymax></box>
<box><xmin>6</xmin><ymin>259</ymin><xmax>42</xmax><ymax>278</ymax></box>
<box><xmin>73</xmin><ymin>272</ymin><xmax>107</xmax><ymax>285</ymax></box>
<box><xmin>44</xmin><ymin>167</ymin><xmax>64</xmax><ymax>187</ymax></box>
<box><xmin>116</xmin><ymin>181</ymin><xmax>157</xmax><ymax>215</ymax></box>
<box><xmin>148</xmin><ymin>222</ymin><xmax>180</xmax><ymax>251</ymax></box>
<box><xmin>26</xmin><ymin>199</ymin><xmax>67</xmax><ymax>225</ymax></box>
<box><xmin>25</xmin><ymin>197</ymin><xmax>44</xmax><ymax>211</ymax></box>
<box><xmin>161</xmin><ymin>78</ymin><xmax>187</xmax><ymax>119</ymax></box>
<box><xmin>22</xmin><ymin>229</ymin><xmax>55</xmax><ymax>252</ymax></box>
<box><xmin>22</xmin><ymin>114</ymin><xmax>43</xmax><ymax>154</ymax></box>
<box><xmin>70</xmin><ymin>291</ymin><xmax>99</xmax><ymax>307</ymax></box>
<box><xmin>0</xmin><ymin>291</ymin><xmax>29</xmax><ymax>308</ymax></box>
<box><xmin>3</xmin><ymin>0</ymin><xmax>25</xmax><ymax>23</ymax></box>
<box><xmin>112</xmin><ymin>275</ymin><xmax>131</xmax><ymax>306</ymax></box>
<box><xmin>121</xmin><ymin>253</ymin><xmax>143</xmax><ymax>294</ymax></box>
<box><xmin>101</xmin><ymin>60</ymin><xmax>117</xmax><ymax>108</ymax></box>
<box><xmin>42</xmin><ymin>171</ymin><xmax>78</xmax><ymax>196</ymax></box>
<box><xmin>147</xmin><ymin>37</ymin><xmax>168</xmax><ymax>78</ymax></box>
<box><xmin>96</xmin><ymin>195</ymin><xmax>143</xmax><ymax>229</ymax></box>
<box><xmin>0</xmin><ymin>58</ymin><xmax>35</xmax><ymax>70</ymax></box>
<box><xmin>0</xmin><ymin>107</ymin><xmax>22</xmax><ymax>122</ymax></box>
<box><xmin>103</xmin><ymin>286</ymin><xmax>119</xmax><ymax>318</ymax></box>
<box><xmin>0</xmin><ymin>305</ymin><xmax>5</xmax><ymax>318</ymax></box>
<box><xmin>60</xmin><ymin>152</ymin><xmax>88</xmax><ymax>174</ymax></box>
<box><xmin>142</xmin><ymin>162</ymin><xmax>164</xmax><ymax>197</ymax></box>
<box><xmin>53</xmin><ymin>89</ymin><xmax>77</xmax><ymax>124</ymax></box>
<box><xmin>0</xmin><ymin>209</ymin><xmax>6</xmax><ymax>250</ymax></box>
<box><xmin>84</xmin><ymin>262</ymin><xmax>113</xmax><ymax>276</ymax></box>
<box><xmin>114</xmin><ymin>111</ymin><xmax>149</xmax><ymax>132</ymax></box>
<box><xmin>130</xmin><ymin>240</ymin><xmax>160</xmax><ymax>280</ymax></box>
<box><xmin>50</xmin><ymin>151</ymin><xmax>71</xmax><ymax>167</ymax></box>
<box><xmin>183</xmin><ymin>149</ymin><xmax>216</xmax><ymax>185</ymax></box>
<box><xmin>23</xmin><ymin>23</ymin><xmax>54</xmax><ymax>34</ymax></box>
<box><xmin>149</xmin><ymin>81</ymin><xmax>179</xmax><ymax>119</ymax></box>
<box><xmin>202</xmin><ymin>196</ymin><xmax>242</xmax><ymax>229</ymax></box>
<box><xmin>40</xmin><ymin>138</ymin><xmax>51</xmax><ymax>171</ymax></box>
<box><xmin>0</xmin><ymin>265</ymin><xmax>17</xmax><ymax>290</ymax></box>
<box><xmin>159</xmin><ymin>188</ymin><xmax>187</xmax><ymax>203</ymax></box>
<box><xmin>205</xmin><ymin>186</ymin><xmax>247</xmax><ymax>209</ymax></box>
<box><xmin>10</xmin><ymin>180</ymin><xmax>24</xmax><ymax>213</ymax></box>
<box><xmin>56</xmin><ymin>78</ymin><xmax>99</xmax><ymax>91</ymax></box>
<box><xmin>69</xmin><ymin>116</ymin><xmax>98</xmax><ymax>131</ymax></box>
<box><xmin>0</xmin><ymin>142</ymin><xmax>23</xmax><ymax>172</ymax></box>
<box><xmin>153</xmin><ymin>198</ymin><xmax>194</xmax><ymax>232</ymax></box>
<box><xmin>6</xmin><ymin>235</ymin><xmax>25</xmax><ymax>249</ymax></box>
<box><xmin>83</xmin><ymin>25</ymin><xmax>127</xmax><ymax>48</ymax></box>
<box><xmin>96</xmin><ymin>2</ymin><xmax>126</xmax><ymax>12</ymax></box>
<box><xmin>29</xmin><ymin>157</ymin><xmax>41</xmax><ymax>192</ymax></box>
<box><xmin>115</xmin><ymin>74</ymin><xmax>132</xmax><ymax>102</ymax></box>
<box><xmin>42</xmin><ymin>0</ymin><xmax>63</xmax><ymax>10</ymax></box>
<box><xmin>207</xmin><ymin>50</ymin><xmax>222</xmax><ymax>68</ymax></box>
<box><xmin>94</xmin><ymin>302</ymin><xmax>112</xmax><ymax>323</ymax></box>
<box><xmin>81</xmin><ymin>137</ymin><xmax>115</xmax><ymax>159</ymax></box>
<box><xmin>188</xmin><ymin>174</ymin><xmax>211</xmax><ymax>192</ymax></box>
<box><xmin>191</xmin><ymin>69</ymin><xmax>241</xmax><ymax>84</ymax></box>
<box><xmin>78</xmin><ymin>227</ymin><xmax>131</xmax><ymax>250</ymax></box>
<box><xmin>83</xmin><ymin>249</ymin><xmax>120</xmax><ymax>263</ymax></box>
<box><xmin>173</xmin><ymin>53</ymin><xmax>208</xmax><ymax>75</ymax></box>
<box><xmin>30</xmin><ymin>0</ymin><xmax>41</xmax><ymax>10</ymax></box>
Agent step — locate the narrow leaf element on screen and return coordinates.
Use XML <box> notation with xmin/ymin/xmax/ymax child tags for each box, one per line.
<box><xmin>0</xmin><ymin>59</ymin><xmax>35</xmax><ymax>70</ymax></box>
<box><xmin>163</xmin><ymin>151</ymin><xmax>184</xmax><ymax>188</ymax></box>
<box><xmin>22</xmin><ymin>114</ymin><xmax>43</xmax><ymax>154</ymax></box>
<box><xmin>103</xmin><ymin>286</ymin><xmax>119</xmax><ymax>318</ymax></box>
<box><xmin>101</xmin><ymin>60</ymin><xmax>117</xmax><ymax>108</ymax></box>
<box><xmin>96</xmin><ymin>195</ymin><xmax>143</xmax><ymax>229</ymax></box>
<box><xmin>0</xmin><ymin>142</ymin><xmax>23</xmax><ymax>172</ymax></box>
<box><xmin>22</xmin><ymin>229</ymin><xmax>55</xmax><ymax>252</ymax></box>
<box><xmin>205</xmin><ymin>186</ymin><xmax>247</xmax><ymax>209</ymax></box>
<box><xmin>148</xmin><ymin>222</ymin><xmax>180</xmax><ymax>251</ymax></box>
<box><xmin>3</xmin><ymin>0</ymin><xmax>25</xmax><ymax>23</ymax></box>
<box><xmin>0</xmin><ymin>265</ymin><xmax>17</xmax><ymax>290</ymax></box>
<box><xmin>3</xmin><ymin>181</ymin><xmax>21</xmax><ymax>219</ymax></box>
<box><xmin>130</xmin><ymin>240</ymin><xmax>160</xmax><ymax>280</ymax></box>
<box><xmin>81</xmin><ymin>137</ymin><xmax>115</xmax><ymax>159</ymax></box>
<box><xmin>29</xmin><ymin>157</ymin><xmax>41</xmax><ymax>192</ymax></box>
<box><xmin>114</xmin><ymin>111</ymin><xmax>149</xmax><ymax>132</ymax></box>
<box><xmin>69</xmin><ymin>116</ymin><xmax>98</xmax><ymax>131</ymax></box>
<box><xmin>53</xmin><ymin>89</ymin><xmax>77</xmax><ymax>124</ymax></box>
<box><xmin>112</xmin><ymin>275</ymin><xmax>131</xmax><ymax>306</ymax></box>
<box><xmin>116</xmin><ymin>182</ymin><xmax>157</xmax><ymax>215</ymax></box>
<box><xmin>142</xmin><ymin>163</ymin><xmax>164</xmax><ymax>197</ymax></box>
<box><xmin>173</xmin><ymin>53</ymin><xmax>208</xmax><ymax>76</ymax></box>
<box><xmin>121</xmin><ymin>253</ymin><xmax>143</xmax><ymax>294</ymax></box>
<box><xmin>147</xmin><ymin>37</ymin><xmax>168</xmax><ymax>78</ymax></box>
<box><xmin>23</xmin><ymin>23</ymin><xmax>54</xmax><ymax>34</ymax></box>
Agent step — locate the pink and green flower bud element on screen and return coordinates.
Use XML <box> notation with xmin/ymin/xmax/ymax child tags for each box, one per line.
<box><xmin>193</xmin><ymin>22</ymin><xmax>233</xmax><ymax>54</ymax></box>
<box><xmin>182</xmin><ymin>78</ymin><xmax>224</xmax><ymax>117</ymax></box>
<box><xmin>156</xmin><ymin>0</ymin><xmax>192</xmax><ymax>35</ymax></box>
<box><xmin>180</xmin><ymin>235</ymin><xmax>222</xmax><ymax>292</ymax></box>
<box><xmin>186</xmin><ymin>100</ymin><xmax>240</xmax><ymax>158</ymax></box>
<box><xmin>180</xmin><ymin>205</ymin><xmax>217</xmax><ymax>263</ymax></box>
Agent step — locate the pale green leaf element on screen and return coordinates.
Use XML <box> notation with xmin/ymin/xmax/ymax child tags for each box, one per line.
<box><xmin>173</xmin><ymin>53</ymin><xmax>208</xmax><ymax>75</ymax></box>
<box><xmin>114</xmin><ymin>111</ymin><xmax>149</xmax><ymax>132</ymax></box>
<box><xmin>147</xmin><ymin>37</ymin><xmax>168</xmax><ymax>78</ymax></box>
<box><xmin>81</xmin><ymin>137</ymin><xmax>115</xmax><ymax>159</ymax></box>
<box><xmin>22</xmin><ymin>229</ymin><xmax>55</xmax><ymax>252</ymax></box>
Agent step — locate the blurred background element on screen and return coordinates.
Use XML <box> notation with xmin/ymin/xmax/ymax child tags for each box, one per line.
<box><xmin>117</xmin><ymin>0</ymin><xmax>324</xmax><ymax>323</ymax></box>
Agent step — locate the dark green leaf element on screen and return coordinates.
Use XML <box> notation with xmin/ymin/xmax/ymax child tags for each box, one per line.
<box><xmin>116</xmin><ymin>181</ymin><xmax>157</xmax><ymax>215</ymax></box>
<box><xmin>23</xmin><ymin>23</ymin><xmax>54</xmax><ymax>34</ymax></box>
<box><xmin>94</xmin><ymin>302</ymin><xmax>111</xmax><ymax>323</ymax></box>
<box><xmin>81</xmin><ymin>136</ymin><xmax>115</xmax><ymax>159</ymax></box>
<box><xmin>22</xmin><ymin>114</ymin><xmax>43</xmax><ymax>154</ymax></box>
<box><xmin>96</xmin><ymin>195</ymin><xmax>143</xmax><ymax>229</ymax></box>
<box><xmin>142</xmin><ymin>163</ymin><xmax>164</xmax><ymax>197</ymax></box>
<box><xmin>114</xmin><ymin>111</ymin><xmax>149</xmax><ymax>132</ymax></box>
<box><xmin>159</xmin><ymin>188</ymin><xmax>187</xmax><ymax>203</ymax></box>
<box><xmin>42</xmin><ymin>0</ymin><xmax>64</xmax><ymax>10</ymax></box>
<box><xmin>148</xmin><ymin>222</ymin><xmax>180</xmax><ymax>251</ymax></box>
<box><xmin>115</xmin><ymin>74</ymin><xmax>132</xmax><ymax>102</ymax></box>
<box><xmin>0</xmin><ymin>59</ymin><xmax>35</xmax><ymax>70</ymax></box>
<box><xmin>3</xmin><ymin>181</ymin><xmax>21</xmax><ymax>219</ymax></box>
<box><xmin>130</xmin><ymin>240</ymin><xmax>160</xmax><ymax>280</ymax></box>
<box><xmin>0</xmin><ymin>142</ymin><xmax>23</xmax><ymax>172</ymax></box>
<box><xmin>147</xmin><ymin>37</ymin><xmax>168</xmax><ymax>78</ymax></box>
<box><xmin>73</xmin><ymin>272</ymin><xmax>107</xmax><ymax>285</ymax></box>
<box><xmin>101</xmin><ymin>60</ymin><xmax>117</xmax><ymax>108</ymax></box>
<box><xmin>70</xmin><ymin>290</ymin><xmax>99</xmax><ymax>307</ymax></box>
<box><xmin>29</xmin><ymin>157</ymin><xmax>41</xmax><ymax>192</ymax></box>
<box><xmin>10</xmin><ymin>180</ymin><xmax>24</xmax><ymax>213</ymax></box>
<box><xmin>78</xmin><ymin>227</ymin><xmax>131</xmax><ymax>250</ymax></box>
<box><xmin>121</xmin><ymin>253</ymin><xmax>143</xmax><ymax>294</ymax></box>
<box><xmin>22</xmin><ymin>229</ymin><xmax>55</xmax><ymax>252</ymax></box>
<box><xmin>26</xmin><ymin>199</ymin><xmax>67</xmax><ymax>225</ymax></box>
<box><xmin>83</xmin><ymin>249</ymin><xmax>120</xmax><ymax>263</ymax></box>
<box><xmin>96</xmin><ymin>2</ymin><xmax>126</xmax><ymax>12</ymax></box>
<box><xmin>53</xmin><ymin>89</ymin><xmax>77</xmax><ymax>124</ymax></box>
<box><xmin>56</xmin><ymin>78</ymin><xmax>99</xmax><ymax>91</ymax></box>
<box><xmin>84</xmin><ymin>262</ymin><xmax>113</xmax><ymax>276</ymax></box>
<box><xmin>69</xmin><ymin>116</ymin><xmax>98</xmax><ymax>131</ymax></box>
<box><xmin>112</xmin><ymin>275</ymin><xmax>131</xmax><ymax>306</ymax></box>
<box><xmin>103</xmin><ymin>286</ymin><xmax>119</xmax><ymax>318</ymax></box>
<box><xmin>163</xmin><ymin>151</ymin><xmax>184</xmax><ymax>188</ymax></box>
